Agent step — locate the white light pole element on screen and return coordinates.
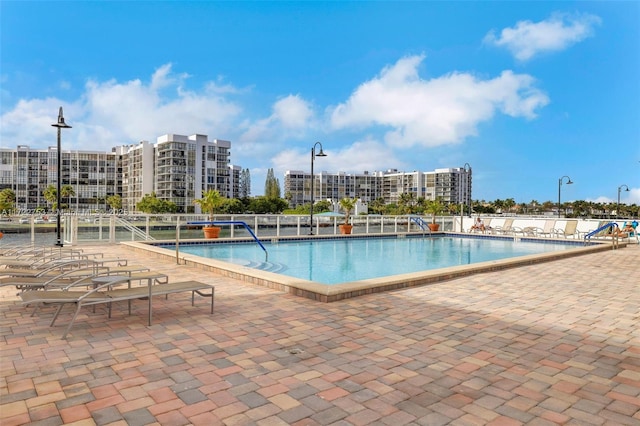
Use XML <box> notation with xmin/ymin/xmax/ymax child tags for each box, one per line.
<box><xmin>51</xmin><ymin>107</ymin><xmax>71</xmax><ymax>247</ymax></box>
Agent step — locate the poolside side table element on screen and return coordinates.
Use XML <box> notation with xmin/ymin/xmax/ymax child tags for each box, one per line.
<box><xmin>91</xmin><ymin>271</ymin><xmax>168</xmax><ymax>325</ymax></box>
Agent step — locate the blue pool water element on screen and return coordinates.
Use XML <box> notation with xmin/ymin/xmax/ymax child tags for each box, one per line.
<box><xmin>164</xmin><ymin>236</ymin><xmax>579</xmax><ymax>285</ymax></box>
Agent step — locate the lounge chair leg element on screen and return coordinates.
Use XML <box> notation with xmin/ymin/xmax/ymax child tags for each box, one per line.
<box><xmin>62</xmin><ymin>303</ymin><xmax>82</xmax><ymax>340</ymax></box>
<box><xmin>50</xmin><ymin>304</ymin><xmax>66</xmax><ymax>326</ymax></box>
<box><xmin>193</xmin><ymin>287</ymin><xmax>215</xmax><ymax>314</ymax></box>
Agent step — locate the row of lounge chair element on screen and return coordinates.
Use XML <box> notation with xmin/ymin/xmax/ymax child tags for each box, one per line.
<box><xmin>1</xmin><ymin>244</ymin><xmax>216</xmax><ymax>339</ymax></box>
<box><xmin>469</xmin><ymin>218</ymin><xmax>577</xmax><ymax>238</ymax></box>
<box><xmin>468</xmin><ymin>218</ymin><xmax>639</xmax><ymax>242</ymax></box>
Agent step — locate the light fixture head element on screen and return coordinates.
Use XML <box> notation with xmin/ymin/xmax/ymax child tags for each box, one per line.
<box><xmin>51</xmin><ymin>107</ymin><xmax>72</xmax><ymax>129</ymax></box>
<box><xmin>316</xmin><ymin>148</ymin><xmax>327</xmax><ymax>157</ymax></box>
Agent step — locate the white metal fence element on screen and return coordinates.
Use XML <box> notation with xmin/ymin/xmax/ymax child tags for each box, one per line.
<box><xmin>0</xmin><ymin>214</ymin><xmax>631</xmax><ymax>246</ymax></box>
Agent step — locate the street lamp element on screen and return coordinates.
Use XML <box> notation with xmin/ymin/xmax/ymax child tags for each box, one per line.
<box><xmin>557</xmin><ymin>175</ymin><xmax>573</xmax><ymax>218</ymax></box>
<box><xmin>309</xmin><ymin>141</ymin><xmax>327</xmax><ymax>235</ymax></box>
<box><xmin>463</xmin><ymin>163</ymin><xmax>471</xmax><ymax>216</ymax></box>
<box><xmin>617</xmin><ymin>184</ymin><xmax>629</xmax><ymax>219</ymax></box>
<box><xmin>51</xmin><ymin>107</ymin><xmax>71</xmax><ymax>247</ymax></box>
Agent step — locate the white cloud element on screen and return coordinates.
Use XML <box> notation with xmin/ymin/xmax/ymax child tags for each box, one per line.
<box><xmin>238</xmin><ymin>94</ymin><xmax>316</xmax><ymax>144</ymax></box>
<box><xmin>587</xmin><ymin>188</ymin><xmax>640</xmax><ymax>205</ymax></box>
<box><xmin>271</xmin><ymin>137</ymin><xmax>405</xmax><ymax>178</ymax></box>
<box><xmin>83</xmin><ymin>64</ymin><xmax>242</xmax><ymax>144</ymax></box>
<box><xmin>328</xmin><ymin>54</ymin><xmax>548</xmax><ymax>148</ymax></box>
<box><xmin>628</xmin><ymin>188</ymin><xmax>640</xmax><ymax>205</ymax></box>
<box><xmin>0</xmin><ymin>97</ymin><xmax>82</xmax><ymax>149</ymax></box>
<box><xmin>484</xmin><ymin>12</ymin><xmax>601</xmax><ymax>61</ymax></box>
<box><xmin>619</xmin><ymin>188</ymin><xmax>640</xmax><ymax>205</ymax></box>
<box><xmin>273</xmin><ymin>95</ymin><xmax>314</xmax><ymax>130</ymax></box>
<box><xmin>0</xmin><ymin>63</ymin><xmax>243</xmax><ymax>151</ymax></box>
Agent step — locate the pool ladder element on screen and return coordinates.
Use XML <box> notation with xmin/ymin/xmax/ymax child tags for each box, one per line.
<box><xmin>181</xmin><ymin>220</ymin><xmax>268</xmax><ymax>262</ymax></box>
<box><xmin>410</xmin><ymin>216</ymin><xmax>432</xmax><ymax>235</ymax></box>
<box><xmin>583</xmin><ymin>222</ymin><xmax>620</xmax><ymax>248</ymax></box>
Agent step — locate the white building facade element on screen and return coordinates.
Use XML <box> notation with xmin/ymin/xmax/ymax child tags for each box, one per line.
<box><xmin>1</xmin><ymin>134</ymin><xmax>238</xmax><ymax>214</ymax></box>
<box><xmin>0</xmin><ymin>145</ymin><xmax>120</xmax><ymax>213</ymax></box>
<box><xmin>284</xmin><ymin>167</ymin><xmax>472</xmax><ymax>208</ymax></box>
<box><xmin>116</xmin><ymin>134</ymin><xmax>234</xmax><ymax>213</ymax></box>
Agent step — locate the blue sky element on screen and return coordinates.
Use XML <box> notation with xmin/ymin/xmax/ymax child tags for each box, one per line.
<box><xmin>1</xmin><ymin>1</ymin><xmax>639</xmax><ymax>205</ymax></box>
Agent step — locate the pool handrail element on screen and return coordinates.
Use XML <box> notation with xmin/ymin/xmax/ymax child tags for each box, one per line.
<box><xmin>187</xmin><ymin>220</ymin><xmax>268</xmax><ymax>261</ymax></box>
<box><xmin>583</xmin><ymin>222</ymin><xmax>617</xmax><ymax>241</ymax></box>
<box><xmin>410</xmin><ymin>216</ymin><xmax>432</xmax><ymax>234</ymax></box>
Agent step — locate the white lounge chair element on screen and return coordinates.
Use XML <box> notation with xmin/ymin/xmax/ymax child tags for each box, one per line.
<box><xmin>553</xmin><ymin>220</ymin><xmax>579</xmax><ymax>238</ymax></box>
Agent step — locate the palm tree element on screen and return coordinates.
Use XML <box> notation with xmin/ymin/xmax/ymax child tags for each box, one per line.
<box><xmin>425</xmin><ymin>197</ymin><xmax>445</xmax><ymax>225</ymax></box>
<box><xmin>398</xmin><ymin>192</ymin><xmax>416</xmax><ymax>214</ymax></box>
<box><xmin>504</xmin><ymin>198</ymin><xmax>516</xmax><ymax>214</ymax></box>
<box><xmin>338</xmin><ymin>197</ymin><xmax>357</xmax><ymax>234</ymax></box>
<box><xmin>369</xmin><ymin>197</ymin><xmax>386</xmax><ymax>215</ymax></box>
<box><xmin>193</xmin><ymin>189</ymin><xmax>225</xmax><ymax>221</ymax></box>
<box><xmin>193</xmin><ymin>189</ymin><xmax>226</xmax><ymax>238</ymax></box>
<box><xmin>61</xmin><ymin>185</ymin><xmax>75</xmax><ymax>211</ymax></box>
<box><xmin>43</xmin><ymin>185</ymin><xmax>57</xmax><ymax>211</ymax></box>
<box><xmin>339</xmin><ymin>197</ymin><xmax>357</xmax><ymax>225</ymax></box>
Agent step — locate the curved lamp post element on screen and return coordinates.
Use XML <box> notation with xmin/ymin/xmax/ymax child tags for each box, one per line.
<box><xmin>51</xmin><ymin>107</ymin><xmax>72</xmax><ymax>247</ymax></box>
<box><xmin>309</xmin><ymin>142</ymin><xmax>327</xmax><ymax>235</ymax></box>
<box><xmin>617</xmin><ymin>184</ymin><xmax>629</xmax><ymax>219</ymax></box>
<box><xmin>557</xmin><ymin>175</ymin><xmax>573</xmax><ymax>218</ymax></box>
<box><xmin>463</xmin><ymin>163</ymin><xmax>471</xmax><ymax>216</ymax></box>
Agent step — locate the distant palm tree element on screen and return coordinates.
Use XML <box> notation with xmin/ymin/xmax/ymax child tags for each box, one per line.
<box><xmin>43</xmin><ymin>185</ymin><xmax>57</xmax><ymax>211</ymax></box>
<box><xmin>61</xmin><ymin>185</ymin><xmax>75</xmax><ymax>211</ymax></box>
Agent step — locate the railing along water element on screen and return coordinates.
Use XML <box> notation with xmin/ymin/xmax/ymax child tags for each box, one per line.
<box><xmin>4</xmin><ymin>214</ymin><xmax>636</xmax><ymax>247</ymax></box>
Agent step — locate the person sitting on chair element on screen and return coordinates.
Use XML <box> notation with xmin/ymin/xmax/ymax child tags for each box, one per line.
<box><xmin>612</xmin><ymin>222</ymin><xmax>635</xmax><ymax>237</ymax></box>
<box><xmin>471</xmin><ymin>217</ymin><xmax>485</xmax><ymax>232</ymax></box>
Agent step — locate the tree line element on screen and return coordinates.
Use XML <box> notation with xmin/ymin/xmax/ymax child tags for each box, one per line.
<box><xmin>1</xmin><ymin>177</ymin><xmax>637</xmax><ymax>218</ymax></box>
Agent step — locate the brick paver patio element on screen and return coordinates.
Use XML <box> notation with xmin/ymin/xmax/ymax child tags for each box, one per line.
<box><xmin>1</xmin><ymin>242</ymin><xmax>638</xmax><ymax>425</ymax></box>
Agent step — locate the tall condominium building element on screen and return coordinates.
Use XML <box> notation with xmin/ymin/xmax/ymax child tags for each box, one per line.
<box><xmin>113</xmin><ymin>141</ymin><xmax>155</xmax><ymax>213</ymax></box>
<box><xmin>1</xmin><ymin>134</ymin><xmax>238</xmax><ymax>214</ymax></box>
<box><xmin>0</xmin><ymin>145</ymin><xmax>119</xmax><ymax>212</ymax></box>
<box><xmin>115</xmin><ymin>134</ymin><xmax>233</xmax><ymax>213</ymax></box>
<box><xmin>284</xmin><ymin>167</ymin><xmax>472</xmax><ymax>208</ymax></box>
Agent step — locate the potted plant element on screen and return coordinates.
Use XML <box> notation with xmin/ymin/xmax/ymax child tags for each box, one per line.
<box><xmin>193</xmin><ymin>189</ymin><xmax>225</xmax><ymax>238</ymax></box>
<box><xmin>338</xmin><ymin>197</ymin><xmax>357</xmax><ymax>235</ymax></box>
<box><xmin>425</xmin><ymin>197</ymin><xmax>444</xmax><ymax>231</ymax></box>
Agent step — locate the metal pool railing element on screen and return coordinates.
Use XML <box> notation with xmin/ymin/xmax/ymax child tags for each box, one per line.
<box><xmin>180</xmin><ymin>220</ymin><xmax>268</xmax><ymax>262</ymax></box>
<box><xmin>0</xmin><ymin>214</ymin><xmax>451</xmax><ymax>246</ymax></box>
<box><xmin>9</xmin><ymin>214</ymin><xmax>627</xmax><ymax>246</ymax></box>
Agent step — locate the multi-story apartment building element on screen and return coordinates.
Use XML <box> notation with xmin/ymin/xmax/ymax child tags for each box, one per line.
<box><xmin>0</xmin><ymin>133</ymin><xmax>472</xmax><ymax>215</ymax></box>
<box><xmin>1</xmin><ymin>134</ymin><xmax>237</xmax><ymax>214</ymax></box>
<box><xmin>0</xmin><ymin>145</ymin><xmax>120</xmax><ymax>212</ymax></box>
<box><xmin>115</xmin><ymin>134</ymin><xmax>233</xmax><ymax>213</ymax></box>
<box><xmin>113</xmin><ymin>140</ymin><xmax>155</xmax><ymax>213</ymax></box>
<box><xmin>284</xmin><ymin>167</ymin><xmax>472</xmax><ymax>208</ymax></box>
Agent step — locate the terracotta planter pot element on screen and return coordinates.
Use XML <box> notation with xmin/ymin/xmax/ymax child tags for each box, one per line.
<box><xmin>203</xmin><ymin>226</ymin><xmax>221</xmax><ymax>239</ymax></box>
<box><xmin>339</xmin><ymin>224</ymin><xmax>353</xmax><ymax>235</ymax></box>
<box><xmin>427</xmin><ymin>223</ymin><xmax>440</xmax><ymax>232</ymax></box>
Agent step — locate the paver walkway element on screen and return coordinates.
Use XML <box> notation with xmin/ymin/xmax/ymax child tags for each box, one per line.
<box><xmin>1</xmin><ymin>242</ymin><xmax>638</xmax><ymax>425</ymax></box>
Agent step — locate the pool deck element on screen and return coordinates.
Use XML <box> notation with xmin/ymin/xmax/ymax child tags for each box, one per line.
<box><xmin>1</xmin><ymin>242</ymin><xmax>638</xmax><ymax>425</ymax></box>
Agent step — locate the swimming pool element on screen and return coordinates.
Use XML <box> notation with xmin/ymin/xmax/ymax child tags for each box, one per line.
<box><xmin>128</xmin><ymin>234</ymin><xmax>607</xmax><ymax>302</ymax></box>
<box><xmin>161</xmin><ymin>236</ymin><xmax>580</xmax><ymax>285</ymax></box>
